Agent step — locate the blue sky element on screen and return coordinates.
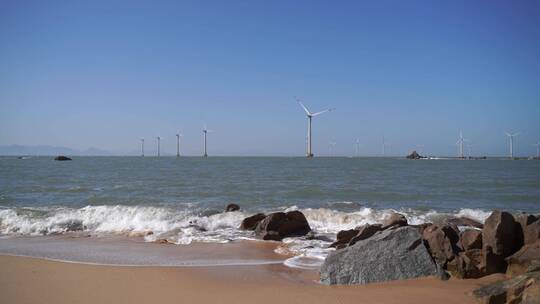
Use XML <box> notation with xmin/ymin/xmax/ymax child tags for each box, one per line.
<box><xmin>1</xmin><ymin>0</ymin><xmax>539</xmax><ymax>156</ymax></box>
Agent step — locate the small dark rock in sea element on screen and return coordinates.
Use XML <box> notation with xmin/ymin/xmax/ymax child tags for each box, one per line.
<box><xmin>254</xmin><ymin>211</ymin><xmax>311</xmax><ymax>241</ymax></box>
<box><xmin>54</xmin><ymin>155</ymin><xmax>72</xmax><ymax>161</ymax></box>
<box><xmin>225</xmin><ymin>203</ymin><xmax>240</xmax><ymax>212</ymax></box>
<box><xmin>320</xmin><ymin>226</ymin><xmax>439</xmax><ymax>285</ymax></box>
<box><xmin>406</xmin><ymin>150</ymin><xmax>425</xmax><ymax>159</ymax></box>
<box><xmin>381</xmin><ymin>212</ymin><xmax>408</xmax><ymax>230</ymax></box>
<box><xmin>240</xmin><ymin>213</ymin><xmax>266</xmax><ymax>230</ymax></box>
<box><xmin>482</xmin><ymin>210</ymin><xmax>523</xmax><ymax>274</ymax></box>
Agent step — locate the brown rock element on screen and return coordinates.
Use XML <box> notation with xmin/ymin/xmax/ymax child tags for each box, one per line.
<box><xmin>482</xmin><ymin>210</ymin><xmax>523</xmax><ymax>274</ymax></box>
<box><xmin>330</xmin><ymin>229</ymin><xmax>358</xmax><ymax>248</ymax></box>
<box><xmin>522</xmin><ymin>280</ymin><xmax>540</xmax><ymax>304</ymax></box>
<box><xmin>523</xmin><ymin>219</ymin><xmax>540</xmax><ymax>246</ymax></box>
<box><xmin>225</xmin><ymin>203</ymin><xmax>240</xmax><ymax>212</ymax></box>
<box><xmin>445</xmin><ymin>217</ymin><xmax>484</xmax><ymax>229</ymax></box>
<box><xmin>381</xmin><ymin>212</ymin><xmax>408</xmax><ymax>230</ymax></box>
<box><xmin>255</xmin><ymin>211</ymin><xmax>311</xmax><ymax>241</ymax></box>
<box><xmin>459</xmin><ymin>229</ymin><xmax>483</xmax><ymax>251</ymax></box>
<box><xmin>506</xmin><ymin>240</ymin><xmax>540</xmax><ymax>277</ymax></box>
<box><xmin>349</xmin><ymin>224</ymin><xmax>383</xmax><ymax>246</ymax></box>
<box><xmin>422</xmin><ymin>224</ymin><xmax>460</xmax><ymax>267</ymax></box>
<box><xmin>473</xmin><ymin>272</ymin><xmax>540</xmax><ymax>304</ymax></box>
<box><xmin>240</xmin><ymin>213</ymin><xmax>266</xmax><ymax>230</ymax></box>
<box><xmin>453</xmin><ymin>249</ymin><xmax>484</xmax><ymax>279</ymax></box>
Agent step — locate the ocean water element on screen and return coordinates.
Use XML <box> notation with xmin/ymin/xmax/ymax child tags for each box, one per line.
<box><xmin>1</xmin><ymin>156</ymin><xmax>539</xmax><ymax>268</ymax></box>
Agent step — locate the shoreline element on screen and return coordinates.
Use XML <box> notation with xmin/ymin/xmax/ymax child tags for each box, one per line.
<box><xmin>0</xmin><ymin>254</ymin><xmax>504</xmax><ymax>304</ymax></box>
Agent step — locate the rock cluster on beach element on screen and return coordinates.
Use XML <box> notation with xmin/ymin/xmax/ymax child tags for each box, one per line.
<box><xmin>321</xmin><ymin>210</ymin><xmax>540</xmax><ymax>303</ymax></box>
<box><xmin>238</xmin><ymin>208</ymin><xmax>539</xmax><ymax>302</ymax></box>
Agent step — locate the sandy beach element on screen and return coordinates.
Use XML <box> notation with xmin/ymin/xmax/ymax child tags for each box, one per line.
<box><xmin>0</xmin><ymin>253</ymin><xmax>504</xmax><ymax>304</ymax></box>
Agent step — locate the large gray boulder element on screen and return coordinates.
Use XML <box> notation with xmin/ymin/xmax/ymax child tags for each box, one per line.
<box><xmin>320</xmin><ymin>226</ymin><xmax>439</xmax><ymax>285</ymax></box>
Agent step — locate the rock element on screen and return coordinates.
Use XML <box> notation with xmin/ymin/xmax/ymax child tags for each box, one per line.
<box><xmin>240</xmin><ymin>213</ymin><xmax>266</xmax><ymax>230</ymax></box>
<box><xmin>199</xmin><ymin>209</ymin><xmax>221</xmax><ymax>217</ymax></box>
<box><xmin>225</xmin><ymin>203</ymin><xmax>240</xmax><ymax>212</ymax></box>
<box><xmin>406</xmin><ymin>150</ymin><xmax>425</xmax><ymax>159</ymax></box>
<box><xmin>453</xmin><ymin>249</ymin><xmax>484</xmax><ymax>279</ymax></box>
<box><xmin>506</xmin><ymin>240</ymin><xmax>540</xmax><ymax>277</ymax></box>
<box><xmin>255</xmin><ymin>211</ymin><xmax>311</xmax><ymax>241</ymax></box>
<box><xmin>411</xmin><ymin>223</ymin><xmax>433</xmax><ymax>235</ymax></box>
<box><xmin>473</xmin><ymin>271</ymin><xmax>540</xmax><ymax>304</ymax></box>
<box><xmin>523</xmin><ymin>218</ymin><xmax>540</xmax><ymax>246</ymax></box>
<box><xmin>482</xmin><ymin>210</ymin><xmax>523</xmax><ymax>274</ymax></box>
<box><xmin>54</xmin><ymin>155</ymin><xmax>72</xmax><ymax>161</ymax></box>
<box><xmin>330</xmin><ymin>229</ymin><xmax>359</xmax><ymax>248</ymax></box>
<box><xmin>459</xmin><ymin>229</ymin><xmax>483</xmax><ymax>251</ymax></box>
<box><xmin>522</xmin><ymin>280</ymin><xmax>540</xmax><ymax>304</ymax></box>
<box><xmin>445</xmin><ymin>217</ymin><xmax>484</xmax><ymax>229</ymax></box>
<box><xmin>349</xmin><ymin>224</ymin><xmax>383</xmax><ymax>246</ymax></box>
<box><xmin>154</xmin><ymin>239</ymin><xmax>172</xmax><ymax>244</ymax></box>
<box><xmin>381</xmin><ymin>212</ymin><xmax>408</xmax><ymax>230</ymax></box>
<box><xmin>422</xmin><ymin>224</ymin><xmax>460</xmax><ymax>267</ymax></box>
<box><xmin>320</xmin><ymin>226</ymin><xmax>439</xmax><ymax>285</ymax></box>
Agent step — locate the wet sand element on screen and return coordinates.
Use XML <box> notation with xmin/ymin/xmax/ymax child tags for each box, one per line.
<box><xmin>0</xmin><ymin>254</ymin><xmax>504</xmax><ymax>304</ymax></box>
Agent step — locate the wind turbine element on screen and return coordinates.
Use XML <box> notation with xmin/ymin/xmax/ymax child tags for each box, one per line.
<box><xmin>355</xmin><ymin>139</ymin><xmax>360</xmax><ymax>157</ymax></box>
<box><xmin>505</xmin><ymin>132</ymin><xmax>519</xmax><ymax>159</ymax></box>
<box><xmin>156</xmin><ymin>136</ymin><xmax>161</xmax><ymax>157</ymax></box>
<box><xmin>202</xmin><ymin>124</ymin><xmax>213</xmax><ymax>157</ymax></box>
<box><xmin>297</xmin><ymin>98</ymin><xmax>334</xmax><ymax>158</ymax></box>
<box><xmin>140</xmin><ymin>138</ymin><xmax>145</xmax><ymax>157</ymax></box>
<box><xmin>456</xmin><ymin>131</ymin><xmax>466</xmax><ymax>158</ymax></box>
<box><xmin>382</xmin><ymin>136</ymin><xmax>391</xmax><ymax>156</ymax></box>
<box><xmin>328</xmin><ymin>141</ymin><xmax>337</xmax><ymax>157</ymax></box>
<box><xmin>176</xmin><ymin>132</ymin><xmax>183</xmax><ymax>157</ymax></box>
<box><xmin>534</xmin><ymin>143</ymin><xmax>540</xmax><ymax>158</ymax></box>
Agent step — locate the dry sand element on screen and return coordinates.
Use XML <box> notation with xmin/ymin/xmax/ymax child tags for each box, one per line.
<box><xmin>0</xmin><ymin>254</ymin><xmax>504</xmax><ymax>304</ymax></box>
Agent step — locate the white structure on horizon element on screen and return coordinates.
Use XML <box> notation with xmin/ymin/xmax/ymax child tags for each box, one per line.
<box><xmin>534</xmin><ymin>143</ymin><xmax>540</xmax><ymax>158</ymax></box>
<box><xmin>355</xmin><ymin>139</ymin><xmax>360</xmax><ymax>157</ymax></box>
<box><xmin>140</xmin><ymin>138</ymin><xmax>145</xmax><ymax>157</ymax></box>
<box><xmin>202</xmin><ymin>125</ymin><xmax>212</xmax><ymax>157</ymax></box>
<box><xmin>156</xmin><ymin>136</ymin><xmax>161</xmax><ymax>157</ymax></box>
<box><xmin>176</xmin><ymin>132</ymin><xmax>183</xmax><ymax>157</ymax></box>
<box><xmin>456</xmin><ymin>131</ymin><xmax>466</xmax><ymax>158</ymax></box>
<box><xmin>298</xmin><ymin>98</ymin><xmax>334</xmax><ymax>158</ymax></box>
<box><xmin>328</xmin><ymin>141</ymin><xmax>337</xmax><ymax>156</ymax></box>
<box><xmin>505</xmin><ymin>131</ymin><xmax>519</xmax><ymax>158</ymax></box>
<box><xmin>382</xmin><ymin>136</ymin><xmax>391</xmax><ymax>156</ymax></box>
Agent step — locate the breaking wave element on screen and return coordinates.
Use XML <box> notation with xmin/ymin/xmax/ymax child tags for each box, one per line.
<box><xmin>0</xmin><ymin>204</ymin><xmax>491</xmax><ymax>269</ymax></box>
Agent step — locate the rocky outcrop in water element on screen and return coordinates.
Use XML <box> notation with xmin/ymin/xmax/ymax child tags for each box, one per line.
<box><xmin>239</xmin><ymin>213</ymin><xmax>266</xmax><ymax>230</ymax></box>
<box><xmin>253</xmin><ymin>211</ymin><xmax>311</xmax><ymax>241</ymax></box>
<box><xmin>320</xmin><ymin>226</ymin><xmax>440</xmax><ymax>285</ymax></box>
<box><xmin>54</xmin><ymin>155</ymin><xmax>72</xmax><ymax>161</ymax></box>
<box><xmin>406</xmin><ymin>151</ymin><xmax>426</xmax><ymax>159</ymax></box>
<box><xmin>225</xmin><ymin>203</ymin><xmax>240</xmax><ymax>212</ymax></box>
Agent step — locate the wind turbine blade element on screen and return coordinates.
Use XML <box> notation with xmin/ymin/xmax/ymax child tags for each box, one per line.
<box><xmin>311</xmin><ymin>108</ymin><xmax>335</xmax><ymax>116</ymax></box>
<box><xmin>297</xmin><ymin>100</ymin><xmax>311</xmax><ymax>116</ymax></box>
<box><xmin>505</xmin><ymin>132</ymin><xmax>511</xmax><ymax>137</ymax></box>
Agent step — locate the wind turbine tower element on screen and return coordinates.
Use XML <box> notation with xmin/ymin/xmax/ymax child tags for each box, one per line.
<box><xmin>505</xmin><ymin>132</ymin><xmax>519</xmax><ymax>159</ymax></box>
<box><xmin>140</xmin><ymin>138</ymin><xmax>145</xmax><ymax>157</ymax></box>
<box><xmin>156</xmin><ymin>136</ymin><xmax>161</xmax><ymax>157</ymax></box>
<box><xmin>328</xmin><ymin>141</ymin><xmax>337</xmax><ymax>157</ymax></box>
<box><xmin>456</xmin><ymin>131</ymin><xmax>466</xmax><ymax>158</ymax></box>
<box><xmin>534</xmin><ymin>143</ymin><xmax>540</xmax><ymax>158</ymax></box>
<box><xmin>355</xmin><ymin>139</ymin><xmax>360</xmax><ymax>157</ymax></box>
<box><xmin>382</xmin><ymin>136</ymin><xmax>391</xmax><ymax>156</ymax></box>
<box><xmin>297</xmin><ymin>98</ymin><xmax>334</xmax><ymax>158</ymax></box>
<box><xmin>202</xmin><ymin>125</ymin><xmax>212</xmax><ymax>157</ymax></box>
<box><xmin>176</xmin><ymin>132</ymin><xmax>183</xmax><ymax>157</ymax></box>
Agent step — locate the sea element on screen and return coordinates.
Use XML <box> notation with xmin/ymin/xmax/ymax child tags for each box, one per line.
<box><xmin>1</xmin><ymin>156</ymin><xmax>539</xmax><ymax>269</ymax></box>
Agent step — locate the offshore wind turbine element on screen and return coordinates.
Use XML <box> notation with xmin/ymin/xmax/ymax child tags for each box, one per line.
<box><xmin>534</xmin><ymin>143</ymin><xmax>540</xmax><ymax>158</ymax></box>
<box><xmin>382</xmin><ymin>136</ymin><xmax>391</xmax><ymax>156</ymax></box>
<box><xmin>140</xmin><ymin>138</ymin><xmax>145</xmax><ymax>157</ymax></box>
<box><xmin>297</xmin><ymin>98</ymin><xmax>334</xmax><ymax>158</ymax></box>
<box><xmin>456</xmin><ymin>131</ymin><xmax>466</xmax><ymax>158</ymax></box>
<box><xmin>505</xmin><ymin>131</ymin><xmax>519</xmax><ymax>159</ymax></box>
<box><xmin>202</xmin><ymin>124</ymin><xmax>213</xmax><ymax>157</ymax></box>
<box><xmin>156</xmin><ymin>136</ymin><xmax>161</xmax><ymax>157</ymax></box>
<box><xmin>355</xmin><ymin>139</ymin><xmax>360</xmax><ymax>157</ymax></box>
<box><xmin>328</xmin><ymin>141</ymin><xmax>337</xmax><ymax>157</ymax></box>
<box><xmin>175</xmin><ymin>132</ymin><xmax>183</xmax><ymax>157</ymax></box>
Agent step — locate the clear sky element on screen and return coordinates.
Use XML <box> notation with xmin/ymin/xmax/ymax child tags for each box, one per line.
<box><xmin>1</xmin><ymin>0</ymin><xmax>539</xmax><ymax>156</ymax></box>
